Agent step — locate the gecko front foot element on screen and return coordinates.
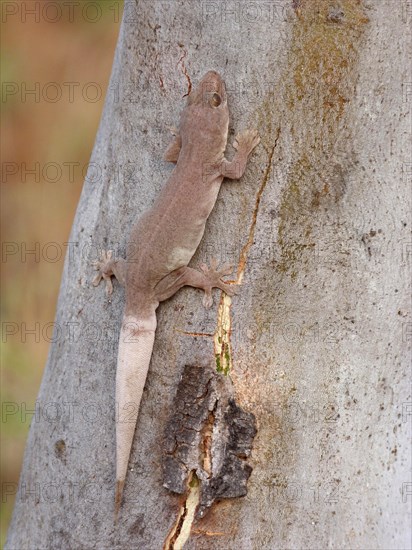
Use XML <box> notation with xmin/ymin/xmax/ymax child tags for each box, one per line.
<box><xmin>198</xmin><ymin>258</ymin><xmax>237</xmax><ymax>308</ymax></box>
<box><xmin>233</xmin><ymin>128</ymin><xmax>260</xmax><ymax>155</ymax></box>
<box><xmin>91</xmin><ymin>250</ymin><xmax>117</xmax><ymax>295</ymax></box>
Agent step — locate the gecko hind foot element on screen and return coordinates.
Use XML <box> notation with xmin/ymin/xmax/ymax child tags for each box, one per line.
<box><xmin>198</xmin><ymin>258</ymin><xmax>237</xmax><ymax>308</ymax></box>
<box><xmin>91</xmin><ymin>249</ymin><xmax>115</xmax><ymax>295</ymax></box>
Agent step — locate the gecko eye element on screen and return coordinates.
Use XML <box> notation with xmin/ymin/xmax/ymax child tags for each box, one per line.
<box><xmin>210</xmin><ymin>93</ymin><xmax>222</xmax><ymax>107</ymax></box>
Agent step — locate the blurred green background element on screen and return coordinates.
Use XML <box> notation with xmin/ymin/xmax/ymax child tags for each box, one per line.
<box><xmin>1</xmin><ymin>1</ymin><xmax>123</xmax><ymax>544</ymax></box>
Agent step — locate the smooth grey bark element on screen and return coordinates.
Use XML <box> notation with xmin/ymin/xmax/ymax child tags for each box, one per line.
<box><xmin>6</xmin><ymin>1</ymin><xmax>411</xmax><ymax>549</ymax></box>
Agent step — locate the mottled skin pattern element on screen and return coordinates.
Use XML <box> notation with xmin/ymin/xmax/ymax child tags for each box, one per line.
<box><xmin>92</xmin><ymin>71</ymin><xmax>260</xmax><ymax>518</ymax></box>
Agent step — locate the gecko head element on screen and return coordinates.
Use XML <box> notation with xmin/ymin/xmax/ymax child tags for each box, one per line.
<box><xmin>183</xmin><ymin>71</ymin><xmax>229</xmax><ymax>145</ymax></box>
<box><xmin>187</xmin><ymin>70</ymin><xmax>227</xmax><ymax>110</ymax></box>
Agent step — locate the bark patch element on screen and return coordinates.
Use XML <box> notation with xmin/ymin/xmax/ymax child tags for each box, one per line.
<box><xmin>162</xmin><ymin>365</ymin><xmax>257</xmax><ymax>518</ymax></box>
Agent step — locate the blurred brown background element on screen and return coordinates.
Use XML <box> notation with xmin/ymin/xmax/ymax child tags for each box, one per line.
<box><xmin>1</xmin><ymin>1</ymin><xmax>123</xmax><ymax>544</ymax></box>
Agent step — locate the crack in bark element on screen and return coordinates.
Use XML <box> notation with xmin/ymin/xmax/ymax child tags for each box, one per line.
<box><xmin>237</xmin><ymin>129</ymin><xmax>280</xmax><ymax>284</ymax></box>
<box><xmin>176</xmin><ymin>329</ymin><xmax>214</xmax><ymax>338</ymax></box>
<box><xmin>200</xmin><ymin>402</ymin><xmax>217</xmax><ymax>476</ymax></box>
<box><xmin>213</xmin><ymin>291</ymin><xmax>232</xmax><ymax>375</ymax></box>
<box><xmin>176</xmin><ymin>45</ymin><xmax>192</xmax><ymax>97</ymax></box>
<box><xmin>164</xmin><ymin>471</ymin><xmax>200</xmax><ymax>550</ymax></box>
<box><xmin>212</xmin><ymin>131</ymin><xmax>280</xmax><ymax>376</ymax></box>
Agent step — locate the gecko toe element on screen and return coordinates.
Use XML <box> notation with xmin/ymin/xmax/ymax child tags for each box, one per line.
<box><xmin>105</xmin><ymin>276</ymin><xmax>114</xmax><ymax>295</ymax></box>
<box><xmin>92</xmin><ymin>273</ymin><xmax>102</xmax><ymax>287</ymax></box>
<box><xmin>202</xmin><ymin>291</ymin><xmax>213</xmax><ymax>308</ymax></box>
<box><xmin>219</xmin><ymin>263</ymin><xmax>234</xmax><ymax>276</ymax></box>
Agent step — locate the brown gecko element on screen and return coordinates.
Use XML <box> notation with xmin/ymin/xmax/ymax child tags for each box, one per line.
<box><xmin>92</xmin><ymin>70</ymin><xmax>260</xmax><ymax>518</ymax></box>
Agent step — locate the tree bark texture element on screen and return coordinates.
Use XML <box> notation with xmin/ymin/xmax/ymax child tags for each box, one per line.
<box><xmin>6</xmin><ymin>1</ymin><xmax>411</xmax><ymax>548</ymax></box>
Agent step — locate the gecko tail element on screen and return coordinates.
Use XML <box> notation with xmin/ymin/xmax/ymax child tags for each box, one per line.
<box><xmin>114</xmin><ymin>311</ymin><xmax>157</xmax><ymax>520</ymax></box>
<box><xmin>114</xmin><ymin>480</ymin><xmax>125</xmax><ymax>523</ymax></box>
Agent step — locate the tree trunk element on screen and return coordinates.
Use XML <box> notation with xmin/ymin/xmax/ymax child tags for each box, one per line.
<box><xmin>6</xmin><ymin>1</ymin><xmax>411</xmax><ymax>548</ymax></box>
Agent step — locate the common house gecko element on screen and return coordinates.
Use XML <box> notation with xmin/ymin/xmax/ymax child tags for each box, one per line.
<box><xmin>92</xmin><ymin>70</ymin><xmax>260</xmax><ymax>517</ymax></box>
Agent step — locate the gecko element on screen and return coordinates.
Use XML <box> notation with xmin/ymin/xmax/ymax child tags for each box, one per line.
<box><xmin>91</xmin><ymin>70</ymin><xmax>260</xmax><ymax>518</ymax></box>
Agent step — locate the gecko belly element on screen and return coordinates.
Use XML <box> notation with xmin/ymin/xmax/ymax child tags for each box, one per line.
<box><xmin>165</xmin><ymin>242</ymin><xmax>202</xmax><ymax>273</ymax></box>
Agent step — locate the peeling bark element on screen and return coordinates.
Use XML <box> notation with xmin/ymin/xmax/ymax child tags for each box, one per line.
<box><xmin>162</xmin><ymin>365</ymin><xmax>257</xmax><ymax>518</ymax></box>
